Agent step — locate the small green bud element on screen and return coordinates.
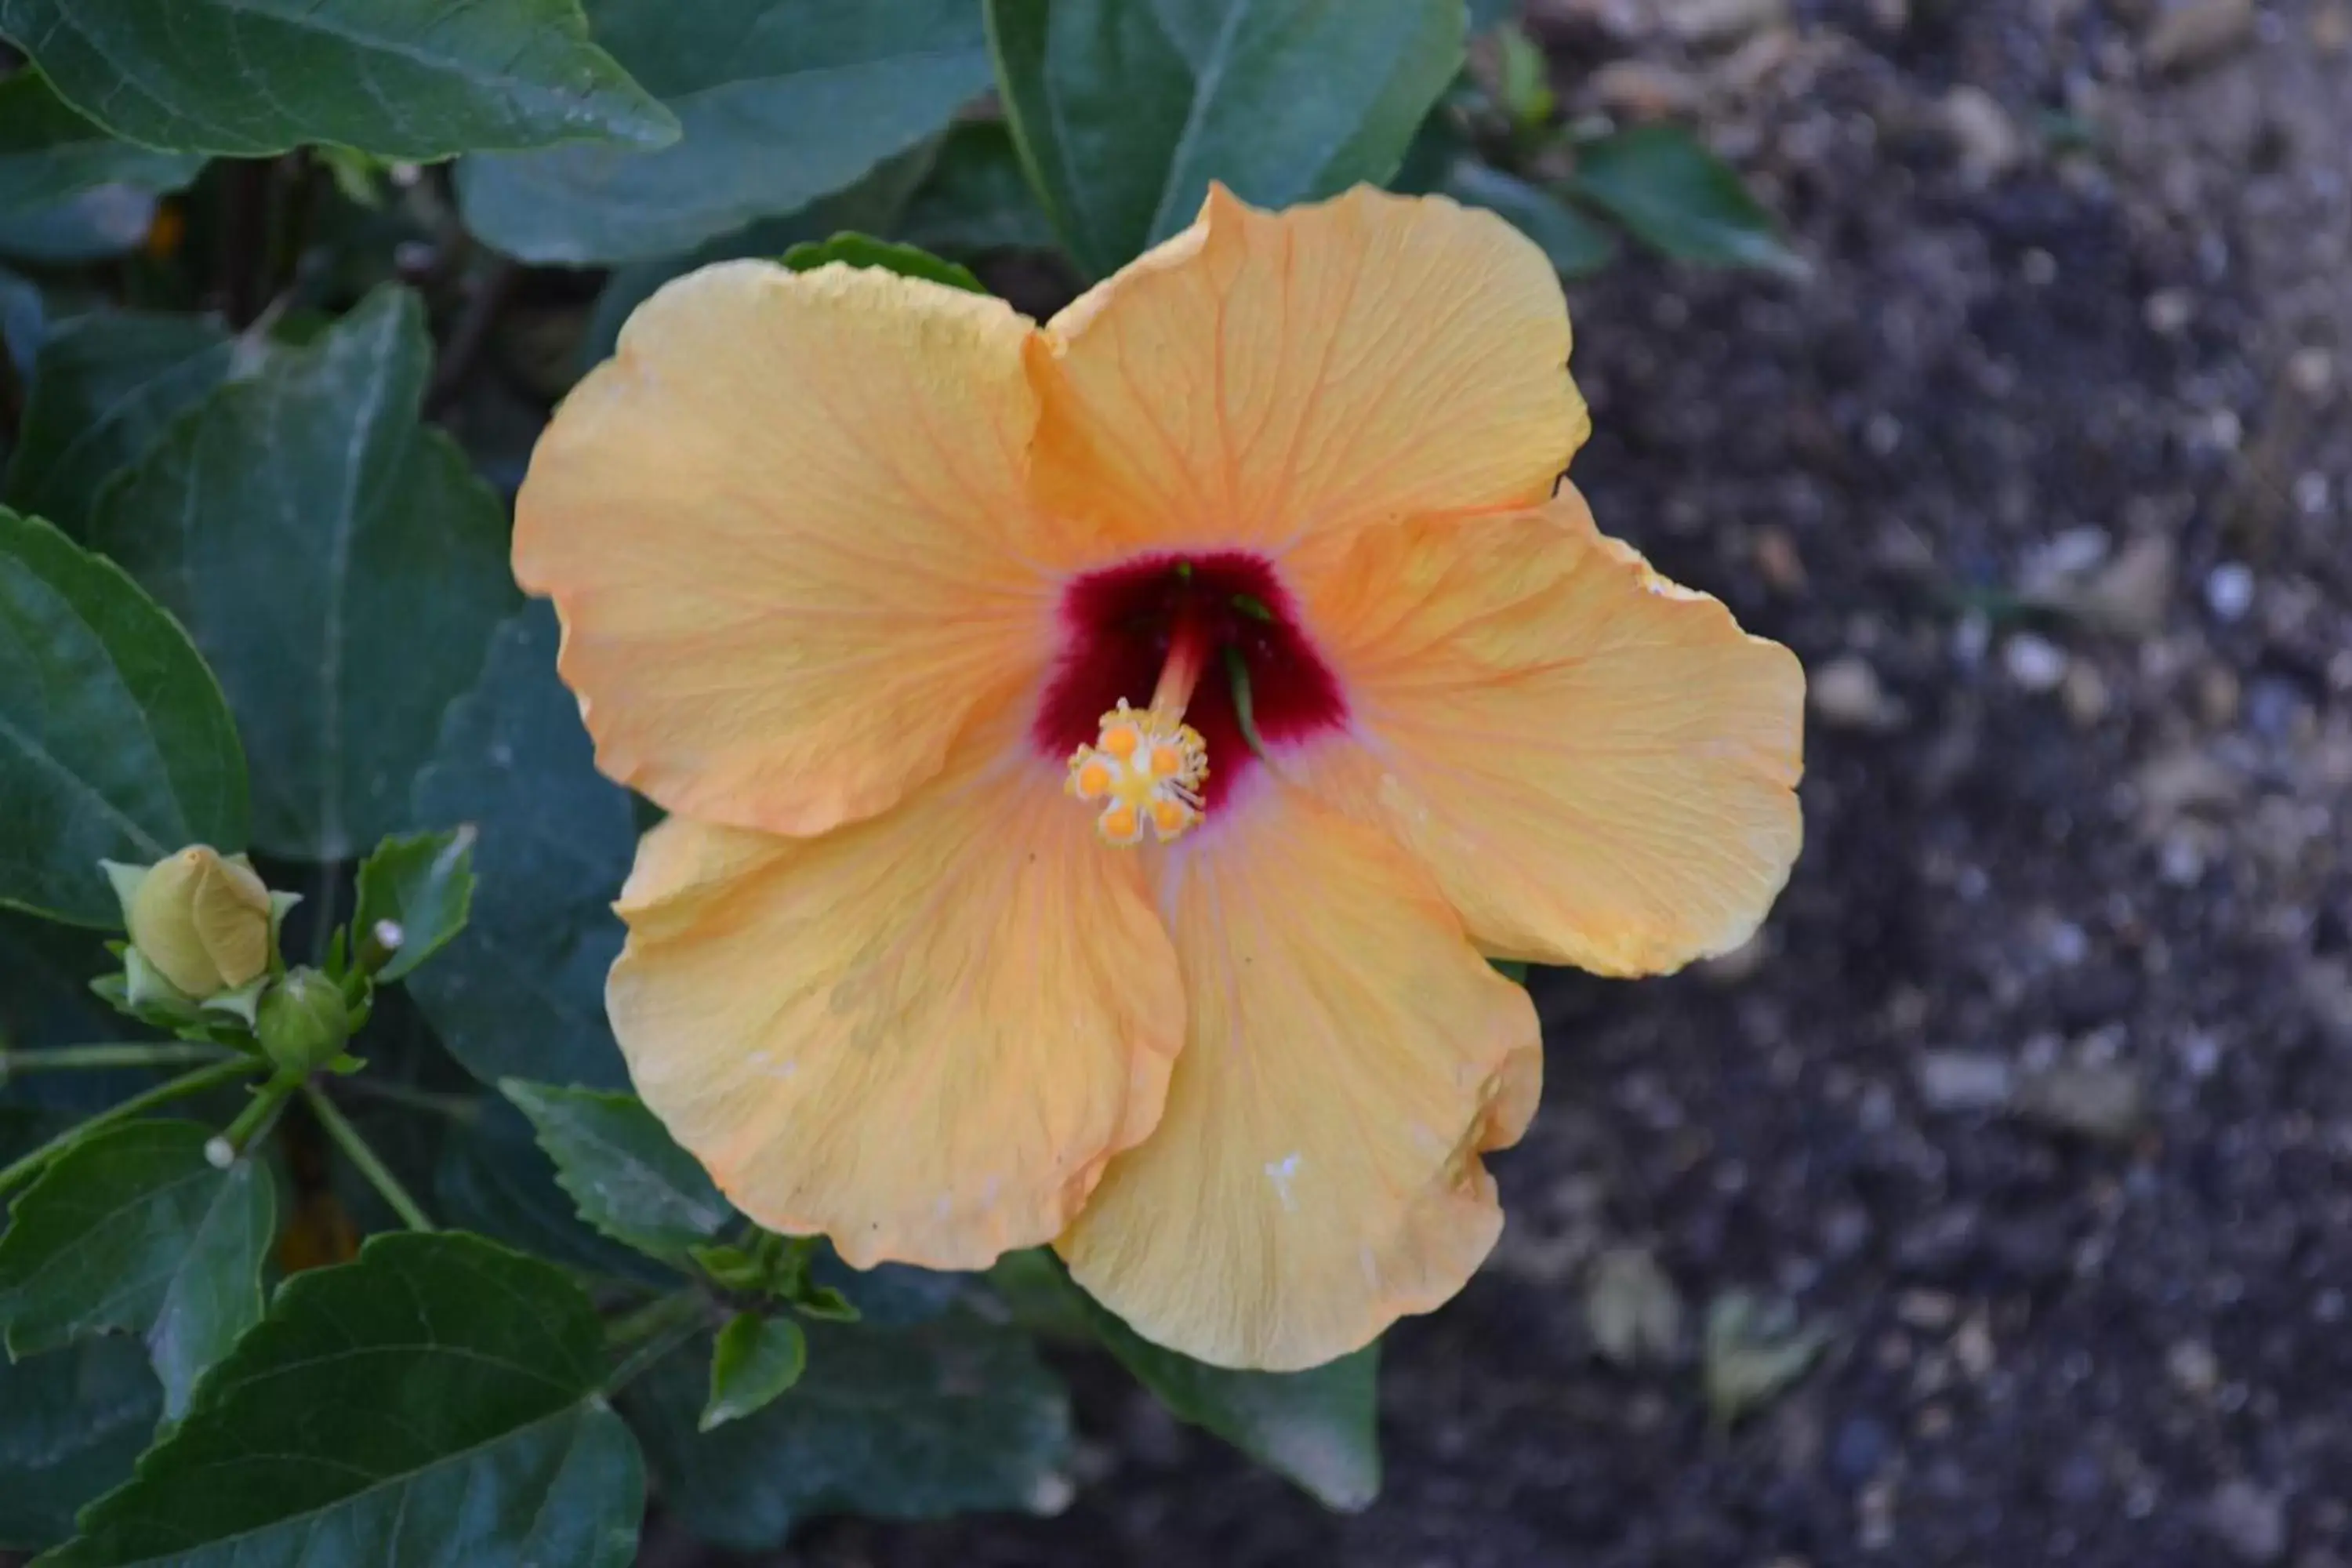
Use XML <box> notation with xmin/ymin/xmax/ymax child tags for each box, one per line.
<box><xmin>114</xmin><ymin>847</ymin><xmax>274</xmax><ymax>1000</ymax></box>
<box><xmin>256</xmin><ymin>968</ymin><xmax>351</xmax><ymax>1075</ymax></box>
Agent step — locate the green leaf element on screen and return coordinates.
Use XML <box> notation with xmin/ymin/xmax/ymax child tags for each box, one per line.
<box><xmin>985</xmin><ymin>0</ymin><xmax>1466</xmax><ymax>277</ymax></box>
<box><xmin>433</xmin><ymin>1099</ymin><xmax>670</xmax><ymax>1284</ymax></box>
<box><xmin>623</xmin><ymin>1313</ymin><xmax>1072</xmax><ymax>1551</ymax></box>
<box><xmin>0</xmin><ymin>506</ymin><xmax>248</xmax><ymax>927</ymax></box>
<box><xmin>4</xmin><ymin>313</ymin><xmax>241</xmax><ymax>535</ymax></box>
<box><xmin>1568</xmin><ymin>125</ymin><xmax>1805</xmax><ymax>278</ymax></box>
<box><xmin>93</xmin><ymin>287</ymin><xmax>517</xmax><ymax>863</ymax></box>
<box><xmin>1443</xmin><ymin>161</ymin><xmax>1616</xmax><ymax>278</ymax></box>
<box><xmin>0</xmin><ymin>1337</ymin><xmax>160</xmax><ymax>1551</ymax></box>
<box><xmin>0</xmin><ymin>913</ymin><xmax>118</xmax><ymax>1065</ymax></box>
<box><xmin>0</xmin><ymin>1120</ymin><xmax>273</xmax><ymax>1419</ymax></box>
<box><xmin>0</xmin><ymin>262</ymin><xmax>44</xmax><ymax>373</ymax></box>
<box><xmin>456</xmin><ymin>0</ymin><xmax>992</xmax><ymax>264</ymax></box>
<box><xmin>352</xmin><ymin>827</ymin><xmax>476</xmax><ymax>984</ymax></box>
<box><xmin>502</xmin><ymin>1080</ymin><xmax>733</xmax><ymax>1265</ymax></box>
<box><xmin>0</xmin><ymin>0</ymin><xmax>676</xmax><ymax>161</ymax></box>
<box><xmin>580</xmin><ymin>147</ymin><xmax>935</xmax><ymax>371</ymax></box>
<box><xmin>780</xmin><ymin>232</ymin><xmax>984</xmax><ymax>293</ymax></box>
<box><xmin>1703</xmin><ymin>1290</ymin><xmax>1830</xmax><ymax>1431</ymax></box>
<box><xmin>1016</xmin><ymin>1253</ymin><xmax>1381</xmax><ymax>1509</ymax></box>
<box><xmin>409</xmin><ymin>604</ymin><xmax>633</xmax><ymax>1090</ymax></box>
<box><xmin>0</xmin><ymin>74</ymin><xmax>203</xmax><ymax>263</ymax></box>
<box><xmin>898</xmin><ymin>121</ymin><xmax>1059</xmax><ymax>256</ymax></box>
<box><xmin>45</xmin><ymin>1232</ymin><xmax>645</xmax><ymax>1567</ymax></box>
<box><xmin>701</xmin><ymin>1312</ymin><xmax>807</xmax><ymax>1432</ymax></box>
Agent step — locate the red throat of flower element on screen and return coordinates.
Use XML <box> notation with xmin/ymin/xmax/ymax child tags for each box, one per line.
<box><xmin>1038</xmin><ymin>553</ymin><xmax>1348</xmax><ymax>844</ymax></box>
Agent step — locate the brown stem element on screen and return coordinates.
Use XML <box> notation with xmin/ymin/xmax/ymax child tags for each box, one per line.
<box><xmin>426</xmin><ymin>259</ymin><xmax>520</xmax><ymax>417</ymax></box>
<box><xmin>215</xmin><ymin>160</ymin><xmax>274</xmax><ymax>328</ymax></box>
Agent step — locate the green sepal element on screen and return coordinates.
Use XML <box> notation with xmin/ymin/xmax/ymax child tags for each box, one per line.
<box><xmin>199</xmin><ymin>975</ymin><xmax>267</xmax><ymax>1028</ymax></box>
<box><xmin>792</xmin><ymin>1286</ymin><xmax>860</xmax><ymax>1323</ymax></box>
<box><xmin>265</xmin><ymin>890</ymin><xmax>303</xmax><ymax>976</ymax></box>
<box><xmin>699</xmin><ymin>1310</ymin><xmax>808</xmax><ymax>1432</ymax></box>
<box><xmin>99</xmin><ymin>858</ymin><xmax>152</xmax><ymax>928</ymax></box>
<box><xmin>121</xmin><ymin>947</ymin><xmax>198</xmax><ymax>1016</ymax></box>
<box><xmin>690</xmin><ymin>1243</ymin><xmax>770</xmax><ymax>1293</ymax></box>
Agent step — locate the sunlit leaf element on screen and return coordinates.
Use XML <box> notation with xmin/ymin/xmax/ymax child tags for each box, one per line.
<box><xmin>996</xmin><ymin>1250</ymin><xmax>1381</xmax><ymax>1509</ymax></box>
<box><xmin>502</xmin><ymin>1079</ymin><xmax>732</xmax><ymax>1265</ymax></box>
<box><xmin>409</xmin><ymin>604</ymin><xmax>633</xmax><ymax>1090</ymax></box>
<box><xmin>457</xmin><ymin>0</ymin><xmax>989</xmax><ymax>263</ymax></box>
<box><xmin>44</xmin><ymin>1232</ymin><xmax>645</xmax><ymax>1566</ymax></box>
<box><xmin>623</xmin><ymin>1313</ymin><xmax>1072</xmax><ymax>1551</ymax></box>
<box><xmin>4</xmin><ymin>313</ymin><xmax>241</xmax><ymax>536</ymax></box>
<box><xmin>0</xmin><ymin>1120</ymin><xmax>272</xmax><ymax>1418</ymax></box>
<box><xmin>1570</xmin><ymin>125</ymin><xmax>1805</xmax><ymax>278</ymax></box>
<box><xmin>700</xmin><ymin>1311</ymin><xmax>807</xmax><ymax>1432</ymax></box>
<box><xmin>0</xmin><ymin>0</ymin><xmax>675</xmax><ymax>159</ymax></box>
<box><xmin>0</xmin><ymin>506</ymin><xmax>247</xmax><ymax>925</ymax></box>
<box><xmin>780</xmin><ymin>232</ymin><xmax>985</xmax><ymax>293</ymax></box>
<box><xmin>351</xmin><ymin>827</ymin><xmax>477</xmax><ymax>984</ymax></box>
<box><xmin>1444</xmin><ymin>162</ymin><xmax>1616</xmax><ymax>278</ymax></box>
<box><xmin>898</xmin><ymin>121</ymin><xmax>1058</xmax><ymax>256</ymax></box>
<box><xmin>0</xmin><ymin>74</ymin><xmax>202</xmax><ymax>262</ymax></box>
<box><xmin>985</xmin><ymin>0</ymin><xmax>1465</xmax><ymax>275</ymax></box>
<box><xmin>93</xmin><ymin>287</ymin><xmax>516</xmax><ymax>862</ymax></box>
<box><xmin>0</xmin><ymin>1337</ymin><xmax>159</xmax><ymax>1551</ymax></box>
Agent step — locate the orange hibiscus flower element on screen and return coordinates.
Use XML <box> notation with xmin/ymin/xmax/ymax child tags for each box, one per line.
<box><xmin>515</xmin><ymin>185</ymin><xmax>1804</xmax><ymax>1370</ymax></box>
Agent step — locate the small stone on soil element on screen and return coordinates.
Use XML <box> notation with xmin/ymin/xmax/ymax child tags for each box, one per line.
<box><xmin>2013</xmin><ymin>1062</ymin><xmax>2147</xmax><ymax>1144</ymax></box>
<box><xmin>2202</xmin><ymin>1479</ymin><xmax>2289</xmax><ymax>1563</ymax></box>
<box><xmin>2143</xmin><ymin>0</ymin><xmax>2257</xmax><ymax>74</ymax></box>
<box><xmin>2003</xmin><ymin>633</ymin><xmax>2070</xmax><ymax>691</ymax></box>
<box><xmin>2205</xmin><ymin>561</ymin><xmax>2256</xmax><ymax>622</ymax></box>
<box><xmin>1660</xmin><ymin>0</ymin><xmax>1789</xmax><ymax>49</ymax></box>
<box><xmin>1915</xmin><ymin>1050</ymin><xmax>2016</xmax><ymax>1112</ymax></box>
<box><xmin>2064</xmin><ymin>533</ymin><xmax>2176</xmax><ymax>638</ymax></box>
<box><xmin>1936</xmin><ymin>86</ymin><xmax>2025</xmax><ymax>183</ymax></box>
<box><xmin>1811</xmin><ymin>655</ymin><xmax>1902</xmax><ymax>729</ymax></box>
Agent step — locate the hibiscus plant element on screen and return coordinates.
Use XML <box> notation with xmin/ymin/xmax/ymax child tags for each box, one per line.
<box><xmin>0</xmin><ymin>2</ymin><xmax>1803</xmax><ymax>1559</ymax></box>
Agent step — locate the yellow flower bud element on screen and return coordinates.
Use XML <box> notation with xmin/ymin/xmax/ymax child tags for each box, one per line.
<box><xmin>125</xmin><ymin>846</ymin><xmax>274</xmax><ymax>999</ymax></box>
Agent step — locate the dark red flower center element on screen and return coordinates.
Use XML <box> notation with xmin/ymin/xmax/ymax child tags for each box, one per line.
<box><xmin>1033</xmin><ymin>552</ymin><xmax>1348</xmax><ymax>811</ymax></box>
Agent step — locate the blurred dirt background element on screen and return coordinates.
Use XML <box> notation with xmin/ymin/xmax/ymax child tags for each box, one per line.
<box><xmin>648</xmin><ymin>0</ymin><xmax>2352</xmax><ymax>1563</ymax></box>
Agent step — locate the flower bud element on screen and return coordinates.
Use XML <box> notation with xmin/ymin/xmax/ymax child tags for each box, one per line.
<box><xmin>122</xmin><ymin>847</ymin><xmax>273</xmax><ymax>1000</ymax></box>
<box><xmin>256</xmin><ymin>968</ymin><xmax>351</xmax><ymax>1075</ymax></box>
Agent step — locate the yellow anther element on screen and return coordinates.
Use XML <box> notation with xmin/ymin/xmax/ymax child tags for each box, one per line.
<box><xmin>1065</xmin><ymin>700</ymin><xmax>1208</xmax><ymax>847</ymax></box>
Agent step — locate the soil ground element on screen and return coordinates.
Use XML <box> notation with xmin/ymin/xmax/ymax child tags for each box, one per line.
<box><xmin>694</xmin><ymin>2</ymin><xmax>2352</xmax><ymax>1563</ymax></box>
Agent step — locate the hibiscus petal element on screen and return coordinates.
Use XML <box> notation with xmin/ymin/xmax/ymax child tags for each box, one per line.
<box><xmin>517</xmin><ymin>260</ymin><xmax>1063</xmax><ymax>837</ymax></box>
<box><xmin>1026</xmin><ymin>184</ymin><xmax>1587</xmax><ymax>560</ymax></box>
<box><xmin>608</xmin><ymin>731</ymin><xmax>1184</xmax><ymax>1270</ymax></box>
<box><xmin>1289</xmin><ymin>487</ymin><xmax>1805</xmax><ymax>975</ymax></box>
<box><xmin>1058</xmin><ymin>790</ymin><xmax>1540</xmax><ymax>1371</ymax></box>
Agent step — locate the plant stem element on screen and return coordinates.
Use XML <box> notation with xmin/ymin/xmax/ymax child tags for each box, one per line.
<box><xmin>426</xmin><ymin>258</ymin><xmax>518</xmax><ymax>416</ymax></box>
<box><xmin>0</xmin><ymin>1058</ymin><xmax>254</xmax><ymax>1198</ymax></box>
<box><xmin>216</xmin><ymin>160</ymin><xmax>274</xmax><ymax>328</ymax></box>
<box><xmin>332</xmin><ymin>1077</ymin><xmax>482</xmax><ymax>1123</ymax></box>
<box><xmin>209</xmin><ymin>1071</ymin><xmax>300</xmax><ymax>1166</ymax></box>
<box><xmin>303</xmin><ymin>1083</ymin><xmax>435</xmax><ymax>1232</ymax></box>
<box><xmin>0</xmin><ymin>1042</ymin><xmax>234</xmax><ymax>1076</ymax></box>
<box><xmin>605</xmin><ymin>1287</ymin><xmax>710</xmax><ymax>1396</ymax></box>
